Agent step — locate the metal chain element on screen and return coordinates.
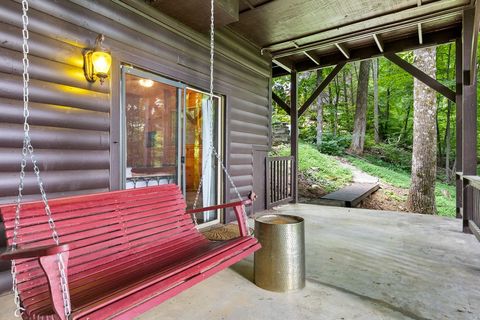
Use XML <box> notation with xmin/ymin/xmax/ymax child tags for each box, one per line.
<box><xmin>191</xmin><ymin>0</ymin><xmax>250</xmax><ymax>235</ymax></box>
<box><xmin>11</xmin><ymin>1</ymin><xmax>71</xmax><ymax>317</ymax></box>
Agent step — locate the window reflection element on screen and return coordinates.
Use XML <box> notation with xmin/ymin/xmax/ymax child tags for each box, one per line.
<box><xmin>125</xmin><ymin>74</ymin><xmax>178</xmax><ymax>188</ymax></box>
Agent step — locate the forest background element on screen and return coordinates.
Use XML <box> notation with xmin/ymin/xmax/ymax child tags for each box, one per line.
<box><xmin>271</xmin><ymin>42</ymin><xmax>480</xmax><ymax>217</ymax></box>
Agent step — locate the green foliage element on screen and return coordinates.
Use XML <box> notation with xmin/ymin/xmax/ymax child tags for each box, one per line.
<box><xmin>346</xmin><ymin>156</ymin><xmax>456</xmax><ymax>217</ymax></box>
<box><xmin>270</xmin><ymin>42</ymin><xmax>480</xmax><ymax>217</ymax></box>
<box><xmin>319</xmin><ymin>133</ymin><xmax>352</xmax><ymax>155</ymax></box>
<box><xmin>363</xmin><ymin>143</ymin><xmax>412</xmax><ymax>172</ymax></box>
<box><xmin>275</xmin><ymin>142</ymin><xmax>352</xmax><ymax>192</ymax></box>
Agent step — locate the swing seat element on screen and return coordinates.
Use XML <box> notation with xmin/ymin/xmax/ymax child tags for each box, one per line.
<box><xmin>0</xmin><ymin>184</ymin><xmax>260</xmax><ymax>320</ymax></box>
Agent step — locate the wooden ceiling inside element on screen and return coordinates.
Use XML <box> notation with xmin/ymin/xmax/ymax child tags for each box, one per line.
<box><xmin>148</xmin><ymin>0</ymin><xmax>473</xmax><ymax>75</ymax></box>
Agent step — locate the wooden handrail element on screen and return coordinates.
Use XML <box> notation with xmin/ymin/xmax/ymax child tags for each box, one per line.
<box><xmin>463</xmin><ymin>175</ymin><xmax>480</xmax><ymax>189</ymax></box>
<box><xmin>186</xmin><ymin>199</ymin><xmax>252</xmax><ymax>215</ymax></box>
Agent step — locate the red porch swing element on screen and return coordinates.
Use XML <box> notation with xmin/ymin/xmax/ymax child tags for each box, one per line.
<box><xmin>0</xmin><ymin>1</ymin><xmax>260</xmax><ymax>319</ymax></box>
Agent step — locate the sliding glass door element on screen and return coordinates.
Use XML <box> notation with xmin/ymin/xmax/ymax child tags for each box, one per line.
<box><xmin>122</xmin><ymin>67</ymin><xmax>182</xmax><ymax>189</ymax></box>
<box><xmin>185</xmin><ymin>88</ymin><xmax>220</xmax><ymax>226</ymax></box>
<box><xmin>120</xmin><ymin>67</ymin><xmax>222</xmax><ymax>226</ymax></box>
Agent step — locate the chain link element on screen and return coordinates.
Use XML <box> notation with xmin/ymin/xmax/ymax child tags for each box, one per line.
<box><xmin>192</xmin><ymin>0</ymin><xmax>250</xmax><ymax>235</ymax></box>
<box><xmin>11</xmin><ymin>1</ymin><xmax>71</xmax><ymax>317</ymax></box>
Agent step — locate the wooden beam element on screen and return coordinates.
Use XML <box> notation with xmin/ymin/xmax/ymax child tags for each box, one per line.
<box><xmin>290</xmin><ymin>70</ymin><xmax>298</xmax><ymax>203</ymax></box>
<box><xmin>373</xmin><ymin>34</ymin><xmax>384</xmax><ymax>52</ymax></box>
<box><xmin>335</xmin><ymin>43</ymin><xmax>350</xmax><ymax>59</ymax></box>
<box><xmin>272</xmin><ymin>59</ymin><xmax>291</xmax><ymax>73</ymax></box>
<box><xmin>384</xmin><ymin>53</ymin><xmax>456</xmax><ymax>102</ymax></box>
<box><xmin>418</xmin><ymin>23</ymin><xmax>423</xmax><ymax>44</ymax></box>
<box><xmin>293</xmin><ymin>42</ymin><xmax>320</xmax><ymax>65</ymax></box>
<box><xmin>273</xmin><ymin>25</ymin><xmax>460</xmax><ymax>77</ymax></box>
<box><xmin>463</xmin><ymin>6</ymin><xmax>480</xmax><ymax>86</ymax></box>
<box><xmin>303</xmin><ymin>51</ymin><xmax>320</xmax><ymax>65</ymax></box>
<box><xmin>462</xmin><ymin>8</ymin><xmax>478</xmax><ymax>232</ymax></box>
<box><xmin>298</xmin><ymin>62</ymin><xmax>346</xmax><ymax>117</ymax></box>
<box><xmin>455</xmin><ymin>37</ymin><xmax>463</xmax><ymax>219</ymax></box>
<box><xmin>272</xmin><ymin>92</ymin><xmax>291</xmax><ymax>114</ymax></box>
<box><xmin>417</xmin><ymin>0</ymin><xmax>423</xmax><ymax>44</ymax></box>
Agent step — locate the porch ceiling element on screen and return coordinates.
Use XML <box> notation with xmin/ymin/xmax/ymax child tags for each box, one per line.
<box><xmin>149</xmin><ymin>0</ymin><xmax>473</xmax><ymax>76</ymax></box>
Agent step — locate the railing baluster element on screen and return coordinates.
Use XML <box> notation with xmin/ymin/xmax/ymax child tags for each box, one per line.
<box><xmin>265</xmin><ymin>156</ymin><xmax>295</xmax><ymax>208</ymax></box>
<box><xmin>463</xmin><ymin>176</ymin><xmax>480</xmax><ymax>241</ymax></box>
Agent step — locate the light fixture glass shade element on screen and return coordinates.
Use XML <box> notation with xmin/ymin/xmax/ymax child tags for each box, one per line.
<box><xmin>83</xmin><ymin>34</ymin><xmax>111</xmax><ymax>84</ymax></box>
<box><xmin>92</xmin><ymin>51</ymin><xmax>111</xmax><ymax>77</ymax></box>
<box><xmin>139</xmin><ymin>79</ymin><xmax>154</xmax><ymax>88</ymax></box>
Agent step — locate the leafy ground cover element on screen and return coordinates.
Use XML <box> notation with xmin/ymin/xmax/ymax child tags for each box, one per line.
<box><xmin>273</xmin><ymin>142</ymin><xmax>352</xmax><ymax>193</ymax></box>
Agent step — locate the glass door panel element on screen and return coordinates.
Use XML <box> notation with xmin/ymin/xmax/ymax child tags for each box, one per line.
<box><xmin>185</xmin><ymin>88</ymin><xmax>220</xmax><ymax>225</ymax></box>
<box><xmin>123</xmin><ymin>69</ymin><xmax>181</xmax><ymax>189</ymax></box>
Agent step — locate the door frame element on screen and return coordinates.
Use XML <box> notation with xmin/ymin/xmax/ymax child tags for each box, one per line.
<box><xmin>184</xmin><ymin>86</ymin><xmax>224</xmax><ymax>228</ymax></box>
<box><xmin>118</xmin><ymin>65</ymin><xmax>224</xmax><ymax>227</ymax></box>
<box><xmin>120</xmin><ymin>65</ymin><xmax>185</xmax><ymax>190</ymax></box>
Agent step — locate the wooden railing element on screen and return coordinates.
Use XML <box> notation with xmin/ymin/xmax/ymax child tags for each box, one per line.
<box><xmin>463</xmin><ymin>175</ymin><xmax>480</xmax><ymax>241</ymax></box>
<box><xmin>266</xmin><ymin>156</ymin><xmax>294</xmax><ymax>209</ymax></box>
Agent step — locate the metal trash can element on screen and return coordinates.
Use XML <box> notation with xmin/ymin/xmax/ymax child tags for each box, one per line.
<box><xmin>254</xmin><ymin>214</ymin><xmax>305</xmax><ymax>292</ymax></box>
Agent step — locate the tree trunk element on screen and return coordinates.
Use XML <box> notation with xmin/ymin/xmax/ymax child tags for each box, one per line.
<box><xmin>407</xmin><ymin>47</ymin><xmax>437</xmax><ymax>214</ymax></box>
<box><xmin>384</xmin><ymin>87</ymin><xmax>390</xmax><ymax>138</ymax></box>
<box><xmin>373</xmin><ymin>58</ymin><xmax>380</xmax><ymax>143</ymax></box>
<box><xmin>443</xmin><ymin>43</ymin><xmax>453</xmax><ymax>182</ymax></box>
<box><xmin>444</xmin><ymin>100</ymin><xmax>452</xmax><ymax>181</ymax></box>
<box><xmin>349</xmin><ymin>59</ymin><xmax>371</xmax><ymax>154</ymax></box>
<box><xmin>315</xmin><ymin>69</ymin><xmax>324</xmax><ymax>148</ymax></box>
<box><xmin>436</xmin><ymin>109</ymin><xmax>442</xmax><ymax>158</ymax></box>
<box><xmin>349</xmin><ymin>69</ymin><xmax>355</xmax><ymax>130</ymax></box>
<box><xmin>333</xmin><ymin>76</ymin><xmax>340</xmax><ymax>136</ymax></box>
<box><xmin>399</xmin><ymin>104</ymin><xmax>411</xmax><ymax>144</ymax></box>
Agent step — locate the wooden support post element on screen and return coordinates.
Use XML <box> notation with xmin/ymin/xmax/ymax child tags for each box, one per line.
<box><xmin>462</xmin><ymin>8</ymin><xmax>478</xmax><ymax>232</ymax></box>
<box><xmin>298</xmin><ymin>62</ymin><xmax>346</xmax><ymax>117</ymax></box>
<box><xmin>455</xmin><ymin>37</ymin><xmax>463</xmax><ymax>219</ymax></box>
<box><xmin>384</xmin><ymin>53</ymin><xmax>456</xmax><ymax>102</ymax></box>
<box><xmin>290</xmin><ymin>69</ymin><xmax>298</xmax><ymax>203</ymax></box>
<box><xmin>272</xmin><ymin>92</ymin><xmax>291</xmax><ymax>114</ymax></box>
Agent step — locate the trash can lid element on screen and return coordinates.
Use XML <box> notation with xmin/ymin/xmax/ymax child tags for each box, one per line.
<box><xmin>255</xmin><ymin>214</ymin><xmax>303</xmax><ymax>225</ymax></box>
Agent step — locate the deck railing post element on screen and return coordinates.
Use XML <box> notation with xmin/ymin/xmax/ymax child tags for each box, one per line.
<box><xmin>455</xmin><ymin>38</ymin><xmax>463</xmax><ymax>219</ymax></box>
<box><xmin>266</xmin><ymin>158</ymin><xmax>271</xmax><ymax>209</ymax></box>
<box><xmin>461</xmin><ymin>8</ymin><xmax>478</xmax><ymax>232</ymax></box>
<box><xmin>290</xmin><ymin>69</ymin><xmax>298</xmax><ymax>203</ymax></box>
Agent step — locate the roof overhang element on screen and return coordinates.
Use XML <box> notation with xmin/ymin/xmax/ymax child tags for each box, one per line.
<box><xmin>147</xmin><ymin>0</ymin><xmax>474</xmax><ymax>76</ymax></box>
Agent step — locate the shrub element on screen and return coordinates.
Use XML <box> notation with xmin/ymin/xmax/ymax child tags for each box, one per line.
<box><xmin>319</xmin><ymin>133</ymin><xmax>352</xmax><ymax>155</ymax></box>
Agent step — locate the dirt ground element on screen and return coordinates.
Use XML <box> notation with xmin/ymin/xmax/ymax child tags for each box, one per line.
<box><xmin>358</xmin><ymin>182</ymin><xmax>409</xmax><ymax>212</ymax></box>
<box><xmin>297</xmin><ymin>171</ymin><xmax>328</xmax><ymax>200</ymax></box>
<box><xmin>299</xmin><ymin>170</ymin><xmax>410</xmax><ymax>212</ymax></box>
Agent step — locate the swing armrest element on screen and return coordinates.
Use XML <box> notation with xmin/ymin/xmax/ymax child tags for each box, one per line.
<box><xmin>186</xmin><ymin>199</ymin><xmax>252</xmax><ymax>215</ymax></box>
<box><xmin>185</xmin><ymin>190</ymin><xmax>256</xmax><ymax>215</ymax></box>
<box><xmin>186</xmin><ymin>198</ymin><xmax>254</xmax><ymax>237</ymax></box>
<box><xmin>0</xmin><ymin>244</ymin><xmax>70</xmax><ymax>260</ymax></box>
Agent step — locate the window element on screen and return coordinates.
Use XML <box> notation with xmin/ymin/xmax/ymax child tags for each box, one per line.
<box><xmin>121</xmin><ymin>67</ymin><xmax>223</xmax><ymax>226</ymax></box>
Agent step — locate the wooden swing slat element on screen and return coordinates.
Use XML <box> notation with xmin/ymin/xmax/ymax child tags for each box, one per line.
<box><xmin>20</xmin><ymin>232</ymin><xmax>207</xmax><ymax>308</ymax></box>
<box><xmin>16</xmin><ymin>222</ymin><xmax>198</xmax><ymax>285</ymax></box>
<box><xmin>2</xmin><ymin>190</ymin><xmax>185</xmax><ymax>228</ymax></box>
<box><xmin>0</xmin><ymin>184</ymin><xmax>259</xmax><ymax>320</ymax></box>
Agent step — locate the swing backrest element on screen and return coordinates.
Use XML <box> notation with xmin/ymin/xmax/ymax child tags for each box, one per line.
<box><xmin>0</xmin><ymin>184</ymin><xmax>200</xmax><ymax>293</ymax></box>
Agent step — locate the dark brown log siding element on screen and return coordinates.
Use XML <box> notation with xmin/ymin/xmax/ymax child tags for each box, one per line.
<box><xmin>0</xmin><ymin>0</ymin><xmax>271</xmax><ymax>219</ymax></box>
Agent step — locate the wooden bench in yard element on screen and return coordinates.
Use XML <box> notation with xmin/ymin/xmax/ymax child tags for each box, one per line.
<box><xmin>0</xmin><ymin>184</ymin><xmax>260</xmax><ymax>319</ymax></box>
<box><xmin>319</xmin><ymin>182</ymin><xmax>380</xmax><ymax>208</ymax></box>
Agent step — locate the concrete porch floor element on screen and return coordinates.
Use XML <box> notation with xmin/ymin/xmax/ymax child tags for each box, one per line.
<box><xmin>0</xmin><ymin>204</ymin><xmax>479</xmax><ymax>319</ymax></box>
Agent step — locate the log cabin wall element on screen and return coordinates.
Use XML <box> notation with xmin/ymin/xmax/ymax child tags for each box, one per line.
<box><xmin>0</xmin><ymin>0</ymin><xmax>271</xmax><ymax>207</ymax></box>
<box><xmin>0</xmin><ymin>0</ymin><xmax>271</xmax><ymax>290</ymax></box>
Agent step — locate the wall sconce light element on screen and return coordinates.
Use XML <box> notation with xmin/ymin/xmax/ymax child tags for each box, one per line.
<box><xmin>83</xmin><ymin>34</ymin><xmax>112</xmax><ymax>84</ymax></box>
